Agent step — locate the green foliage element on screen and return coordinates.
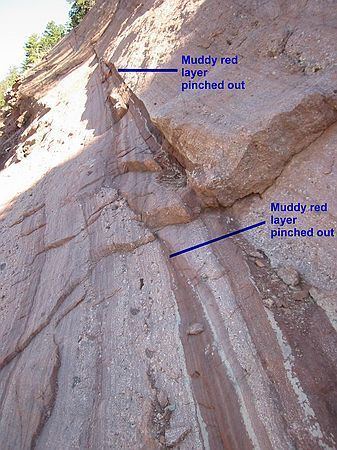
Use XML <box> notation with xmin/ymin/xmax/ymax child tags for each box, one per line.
<box><xmin>23</xmin><ymin>21</ymin><xmax>66</xmax><ymax>70</ymax></box>
<box><xmin>23</xmin><ymin>34</ymin><xmax>43</xmax><ymax>69</ymax></box>
<box><xmin>0</xmin><ymin>67</ymin><xmax>20</xmax><ymax>109</ymax></box>
<box><xmin>1</xmin><ymin>1</ymin><xmax>96</xmax><ymax>108</ymax></box>
<box><xmin>68</xmin><ymin>0</ymin><xmax>96</xmax><ymax>28</ymax></box>
<box><xmin>43</xmin><ymin>21</ymin><xmax>67</xmax><ymax>48</ymax></box>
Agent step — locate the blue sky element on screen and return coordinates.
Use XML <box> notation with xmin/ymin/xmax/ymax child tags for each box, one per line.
<box><xmin>0</xmin><ymin>0</ymin><xmax>70</xmax><ymax>79</ymax></box>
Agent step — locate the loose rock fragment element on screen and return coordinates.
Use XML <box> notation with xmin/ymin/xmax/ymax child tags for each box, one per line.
<box><xmin>164</xmin><ymin>403</ymin><xmax>176</xmax><ymax>414</ymax></box>
<box><xmin>263</xmin><ymin>298</ymin><xmax>274</xmax><ymax>308</ymax></box>
<box><xmin>277</xmin><ymin>266</ymin><xmax>300</xmax><ymax>286</ymax></box>
<box><xmin>165</xmin><ymin>426</ymin><xmax>190</xmax><ymax>447</ymax></box>
<box><xmin>249</xmin><ymin>250</ymin><xmax>264</xmax><ymax>259</ymax></box>
<box><xmin>161</xmin><ymin>403</ymin><xmax>176</xmax><ymax>421</ymax></box>
<box><xmin>109</xmin><ymin>92</ymin><xmax>128</xmax><ymax>121</ymax></box>
<box><xmin>157</xmin><ymin>390</ymin><xmax>169</xmax><ymax>409</ymax></box>
<box><xmin>187</xmin><ymin>323</ymin><xmax>205</xmax><ymax>335</ymax></box>
<box><xmin>255</xmin><ymin>259</ymin><xmax>265</xmax><ymax>268</ymax></box>
<box><xmin>293</xmin><ymin>287</ymin><xmax>309</xmax><ymax>301</ymax></box>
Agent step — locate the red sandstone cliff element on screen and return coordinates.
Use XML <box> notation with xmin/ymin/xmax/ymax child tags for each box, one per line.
<box><xmin>0</xmin><ymin>1</ymin><xmax>336</xmax><ymax>448</ymax></box>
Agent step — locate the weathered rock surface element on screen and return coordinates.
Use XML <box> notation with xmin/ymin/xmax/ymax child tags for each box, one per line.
<box><xmin>187</xmin><ymin>323</ymin><xmax>205</xmax><ymax>336</ymax></box>
<box><xmin>276</xmin><ymin>266</ymin><xmax>300</xmax><ymax>287</ymax></box>
<box><xmin>0</xmin><ymin>0</ymin><xmax>336</xmax><ymax>449</ymax></box>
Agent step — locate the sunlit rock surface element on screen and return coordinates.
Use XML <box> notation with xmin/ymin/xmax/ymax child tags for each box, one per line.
<box><xmin>0</xmin><ymin>1</ymin><xmax>336</xmax><ymax>448</ymax></box>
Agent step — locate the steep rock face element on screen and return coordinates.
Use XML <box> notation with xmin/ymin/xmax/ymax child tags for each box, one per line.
<box><xmin>0</xmin><ymin>1</ymin><xmax>336</xmax><ymax>449</ymax></box>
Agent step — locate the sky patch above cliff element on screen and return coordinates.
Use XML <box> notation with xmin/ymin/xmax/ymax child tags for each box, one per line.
<box><xmin>0</xmin><ymin>0</ymin><xmax>70</xmax><ymax>79</ymax></box>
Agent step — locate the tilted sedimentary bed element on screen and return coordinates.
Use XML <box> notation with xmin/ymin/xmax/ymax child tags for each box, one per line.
<box><xmin>0</xmin><ymin>0</ymin><xmax>336</xmax><ymax>448</ymax></box>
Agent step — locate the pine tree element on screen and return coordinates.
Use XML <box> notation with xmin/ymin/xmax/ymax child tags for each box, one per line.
<box><xmin>42</xmin><ymin>21</ymin><xmax>66</xmax><ymax>49</ymax></box>
<box><xmin>0</xmin><ymin>67</ymin><xmax>20</xmax><ymax>109</ymax></box>
<box><xmin>23</xmin><ymin>22</ymin><xmax>66</xmax><ymax>70</ymax></box>
<box><xmin>23</xmin><ymin>34</ymin><xmax>43</xmax><ymax>69</ymax></box>
<box><xmin>68</xmin><ymin>0</ymin><xmax>96</xmax><ymax>28</ymax></box>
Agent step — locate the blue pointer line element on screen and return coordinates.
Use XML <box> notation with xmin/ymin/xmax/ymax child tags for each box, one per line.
<box><xmin>118</xmin><ymin>68</ymin><xmax>178</xmax><ymax>73</ymax></box>
<box><xmin>169</xmin><ymin>220</ymin><xmax>266</xmax><ymax>258</ymax></box>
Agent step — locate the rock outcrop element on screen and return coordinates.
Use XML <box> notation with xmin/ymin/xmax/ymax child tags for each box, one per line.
<box><xmin>0</xmin><ymin>0</ymin><xmax>336</xmax><ymax>449</ymax></box>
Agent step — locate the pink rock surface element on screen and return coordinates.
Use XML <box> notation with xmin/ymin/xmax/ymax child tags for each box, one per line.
<box><xmin>0</xmin><ymin>1</ymin><xmax>336</xmax><ymax>449</ymax></box>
